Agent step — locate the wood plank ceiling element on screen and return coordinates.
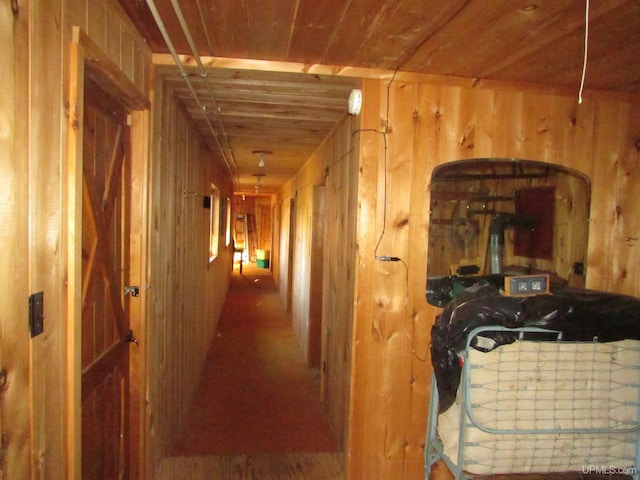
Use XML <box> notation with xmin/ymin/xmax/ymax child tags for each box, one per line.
<box><xmin>119</xmin><ymin>0</ymin><xmax>640</xmax><ymax>194</ymax></box>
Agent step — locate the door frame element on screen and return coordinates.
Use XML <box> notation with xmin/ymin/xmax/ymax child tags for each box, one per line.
<box><xmin>66</xmin><ymin>26</ymin><xmax>150</xmax><ymax>479</ymax></box>
<box><xmin>286</xmin><ymin>198</ymin><xmax>296</xmax><ymax>313</ymax></box>
<box><xmin>308</xmin><ymin>184</ymin><xmax>325</xmax><ymax>368</ymax></box>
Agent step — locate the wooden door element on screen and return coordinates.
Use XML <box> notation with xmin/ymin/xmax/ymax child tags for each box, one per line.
<box><xmin>308</xmin><ymin>185</ymin><xmax>325</xmax><ymax>368</ymax></box>
<box><xmin>81</xmin><ymin>77</ymin><xmax>134</xmax><ymax>479</ymax></box>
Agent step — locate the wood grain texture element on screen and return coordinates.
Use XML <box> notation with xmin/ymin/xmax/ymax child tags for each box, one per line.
<box><xmin>158</xmin><ymin>66</ymin><xmax>358</xmax><ymax>194</ymax></box>
<box><xmin>30</xmin><ymin>1</ymin><xmax>70</xmax><ymax>477</ymax></box>
<box><xmin>308</xmin><ymin>185</ymin><xmax>325</xmax><ymax>367</ymax></box>
<box><xmin>129</xmin><ymin>108</ymin><xmax>151</xmax><ymax>480</ymax></box>
<box><xmin>350</xmin><ymin>78</ymin><xmax>640</xmax><ymax>480</ymax></box>
<box><xmin>133</xmin><ymin>0</ymin><xmax>640</xmax><ymax>202</ymax></box>
<box><xmin>87</xmin><ymin>0</ymin><xmax>151</xmax><ymax>98</ymax></box>
<box><xmin>320</xmin><ymin>115</ymin><xmax>359</xmax><ymax>451</ymax></box>
<box><xmin>9</xmin><ymin>2</ymin><xmax>640</xmax><ymax>480</ymax></box>
<box><xmin>81</xmin><ymin>80</ymin><xmax>131</xmax><ymax>480</ymax></box>
<box><xmin>67</xmin><ymin>18</ymin><xmax>152</xmax><ymax>479</ymax></box>
<box><xmin>146</xmin><ymin>74</ymin><xmax>235</xmax><ymax>474</ymax></box>
<box><xmin>120</xmin><ymin>0</ymin><xmax>640</xmax><ymax>95</ymax></box>
<box><xmin>348</xmin><ymin>78</ymin><xmax>383</xmax><ymax>480</ymax></box>
<box><xmin>17</xmin><ymin>1</ymin><xmax>152</xmax><ymax>479</ymax></box>
<box><xmin>0</xmin><ymin>3</ymin><xmax>31</xmax><ymax>478</ymax></box>
<box><xmin>588</xmin><ymin>100</ymin><xmax>640</xmax><ymax>295</ymax></box>
<box><xmin>275</xmin><ymin>114</ymin><xmax>359</xmax><ymax>456</ymax></box>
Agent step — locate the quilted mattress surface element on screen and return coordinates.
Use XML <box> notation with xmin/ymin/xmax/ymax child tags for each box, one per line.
<box><xmin>437</xmin><ymin>339</ymin><xmax>640</xmax><ymax>475</ymax></box>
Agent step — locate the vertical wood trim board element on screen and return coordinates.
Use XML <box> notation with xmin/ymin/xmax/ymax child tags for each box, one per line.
<box><xmin>66</xmin><ymin>29</ymin><xmax>86</xmax><ymax>480</ymax></box>
<box><xmin>0</xmin><ymin>3</ymin><xmax>31</xmax><ymax>478</ymax></box>
<box><xmin>30</xmin><ymin>1</ymin><xmax>68</xmax><ymax>476</ymax></box>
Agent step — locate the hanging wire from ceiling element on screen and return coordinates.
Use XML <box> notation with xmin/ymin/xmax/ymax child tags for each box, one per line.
<box><xmin>578</xmin><ymin>0</ymin><xmax>590</xmax><ymax>104</ymax></box>
<box><xmin>146</xmin><ymin>0</ymin><xmax>239</xmax><ymax>186</ymax></box>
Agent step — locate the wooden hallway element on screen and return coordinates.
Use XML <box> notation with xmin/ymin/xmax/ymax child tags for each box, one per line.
<box><xmin>158</xmin><ymin>264</ymin><xmax>344</xmax><ymax>480</ymax></box>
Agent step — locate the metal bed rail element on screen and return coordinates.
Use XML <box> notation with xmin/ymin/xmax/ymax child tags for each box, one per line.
<box><xmin>425</xmin><ymin>326</ymin><xmax>640</xmax><ymax>480</ymax></box>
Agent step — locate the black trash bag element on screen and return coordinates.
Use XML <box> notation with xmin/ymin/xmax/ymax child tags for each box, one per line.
<box><xmin>426</xmin><ymin>275</ymin><xmax>505</xmax><ymax>307</ymax></box>
<box><xmin>430</xmin><ymin>281</ymin><xmax>640</xmax><ymax>413</ymax></box>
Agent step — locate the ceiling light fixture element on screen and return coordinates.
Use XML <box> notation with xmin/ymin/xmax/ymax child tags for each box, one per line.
<box><xmin>348</xmin><ymin>89</ymin><xmax>363</xmax><ymax>115</ymax></box>
<box><xmin>252</xmin><ymin>150</ymin><xmax>272</xmax><ymax>169</ymax></box>
<box><xmin>253</xmin><ymin>173</ymin><xmax>265</xmax><ymax>193</ymax></box>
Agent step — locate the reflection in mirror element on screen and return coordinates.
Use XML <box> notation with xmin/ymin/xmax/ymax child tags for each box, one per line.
<box><xmin>426</xmin><ymin>159</ymin><xmax>590</xmax><ymax>307</ymax></box>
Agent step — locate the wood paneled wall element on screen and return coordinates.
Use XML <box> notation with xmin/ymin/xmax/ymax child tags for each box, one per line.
<box><xmin>147</xmin><ymin>77</ymin><xmax>234</xmax><ymax>472</ymax></box>
<box><xmin>321</xmin><ymin>116</ymin><xmax>360</xmax><ymax>451</ymax></box>
<box><xmin>8</xmin><ymin>0</ymin><xmax>152</xmax><ymax>478</ymax></box>
<box><xmin>348</xmin><ymin>78</ymin><xmax>640</xmax><ymax>480</ymax></box>
<box><xmin>1</xmin><ymin>3</ymin><xmax>30</xmax><ymax>478</ymax></box>
<box><xmin>255</xmin><ymin>197</ymin><xmax>273</xmax><ymax>253</ymax></box>
<box><xmin>276</xmin><ymin>114</ymin><xmax>359</xmax><ymax>455</ymax></box>
<box><xmin>277</xmin><ymin>188</ymin><xmax>294</xmax><ymax>310</ymax></box>
<box><xmin>8</xmin><ymin>2</ymin><xmax>639</xmax><ymax>479</ymax></box>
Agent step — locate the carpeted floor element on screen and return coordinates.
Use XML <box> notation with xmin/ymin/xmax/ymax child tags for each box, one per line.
<box><xmin>157</xmin><ymin>453</ymin><xmax>344</xmax><ymax>480</ymax></box>
<box><xmin>171</xmin><ymin>263</ymin><xmax>337</xmax><ymax>456</ymax></box>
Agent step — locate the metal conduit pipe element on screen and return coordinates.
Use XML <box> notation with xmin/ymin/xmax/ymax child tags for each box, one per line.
<box><xmin>488</xmin><ymin>213</ymin><xmax>538</xmax><ymax>274</ymax></box>
<box><xmin>146</xmin><ymin>0</ymin><xmax>238</xmax><ymax>186</ymax></box>
<box><xmin>168</xmin><ymin>0</ymin><xmax>238</xmax><ymax>175</ymax></box>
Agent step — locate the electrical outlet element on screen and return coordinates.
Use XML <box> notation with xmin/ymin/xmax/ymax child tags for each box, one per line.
<box><xmin>504</xmin><ymin>274</ymin><xmax>550</xmax><ymax>296</ymax></box>
<box><xmin>29</xmin><ymin>291</ymin><xmax>44</xmax><ymax>337</ymax></box>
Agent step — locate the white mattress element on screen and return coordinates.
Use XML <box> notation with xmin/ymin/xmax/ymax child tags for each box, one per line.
<box><xmin>437</xmin><ymin>338</ymin><xmax>640</xmax><ymax>475</ymax></box>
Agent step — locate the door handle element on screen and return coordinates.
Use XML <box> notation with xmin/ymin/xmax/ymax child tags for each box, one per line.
<box><xmin>124</xmin><ymin>285</ymin><xmax>140</xmax><ymax>297</ymax></box>
<box><xmin>124</xmin><ymin>329</ymin><xmax>139</xmax><ymax>346</ymax></box>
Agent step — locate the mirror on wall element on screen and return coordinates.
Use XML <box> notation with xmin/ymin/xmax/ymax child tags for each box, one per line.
<box><xmin>426</xmin><ymin>158</ymin><xmax>591</xmax><ymax>307</ymax></box>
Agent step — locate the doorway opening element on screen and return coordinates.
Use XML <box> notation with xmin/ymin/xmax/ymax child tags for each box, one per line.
<box><xmin>67</xmin><ymin>27</ymin><xmax>150</xmax><ymax>479</ymax></box>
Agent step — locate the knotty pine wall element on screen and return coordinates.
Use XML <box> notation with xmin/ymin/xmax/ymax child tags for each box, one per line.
<box><xmin>348</xmin><ymin>78</ymin><xmax>640</xmax><ymax>480</ymax></box>
<box><xmin>276</xmin><ymin>114</ymin><xmax>359</xmax><ymax>456</ymax></box>
<box><xmin>147</xmin><ymin>76</ymin><xmax>234</xmax><ymax>472</ymax></box>
<box><xmin>1</xmin><ymin>3</ymin><xmax>30</xmax><ymax>479</ymax></box>
<box><xmin>5</xmin><ymin>0</ymin><xmax>151</xmax><ymax>478</ymax></box>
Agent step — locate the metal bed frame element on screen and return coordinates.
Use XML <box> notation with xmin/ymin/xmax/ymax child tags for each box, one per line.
<box><xmin>425</xmin><ymin>326</ymin><xmax>640</xmax><ymax>480</ymax></box>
